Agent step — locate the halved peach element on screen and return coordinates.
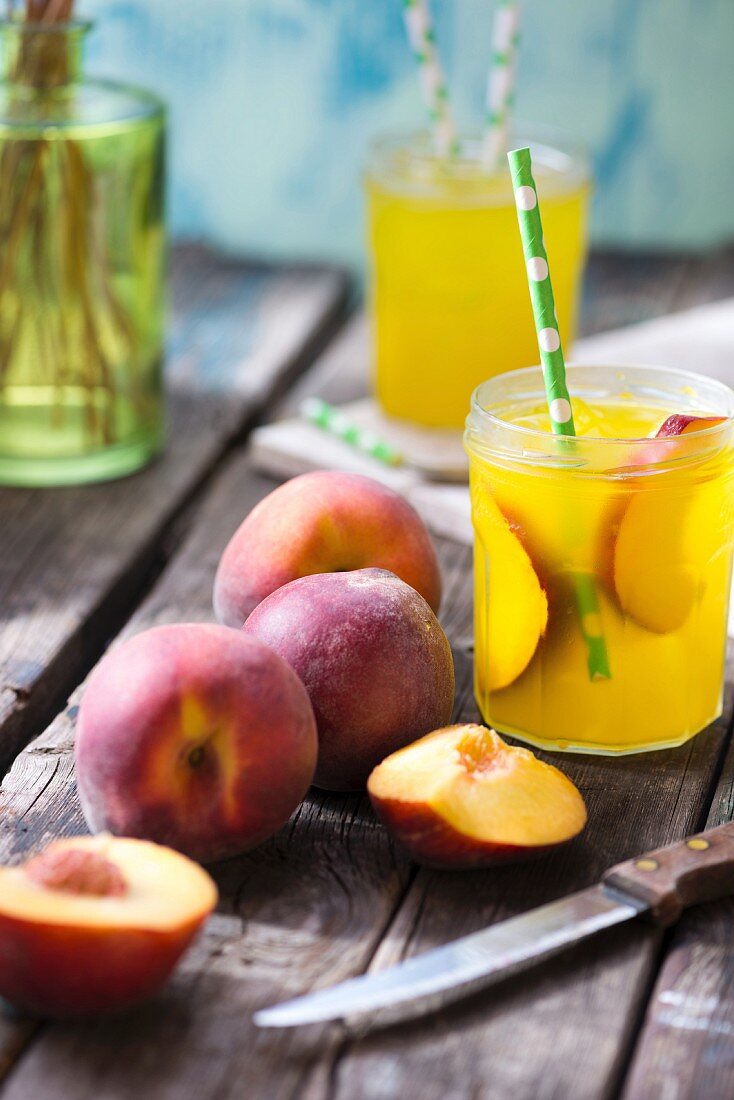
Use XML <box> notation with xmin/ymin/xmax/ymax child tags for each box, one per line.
<box><xmin>613</xmin><ymin>413</ymin><xmax>729</xmax><ymax>633</ymax></box>
<box><xmin>0</xmin><ymin>836</ymin><xmax>217</xmax><ymax>1018</ymax></box>
<box><xmin>367</xmin><ymin>724</ymin><xmax>587</xmax><ymax>869</ymax></box>
<box><xmin>473</xmin><ymin>489</ymin><xmax>548</xmax><ymax>691</ymax></box>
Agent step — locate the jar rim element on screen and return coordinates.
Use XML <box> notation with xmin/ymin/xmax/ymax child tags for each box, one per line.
<box><xmin>0</xmin><ymin>17</ymin><xmax>93</xmax><ymax>34</ymax></box>
<box><xmin>365</xmin><ymin>122</ymin><xmax>590</xmax><ymax>199</ymax></box>
<box><xmin>465</xmin><ymin>363</ymin><xmax>734</xmax><ymax>471</ymax></box>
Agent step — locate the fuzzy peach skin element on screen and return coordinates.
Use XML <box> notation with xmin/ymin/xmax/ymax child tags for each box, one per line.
<box><xmin>213</xmin><ymin>470</ymin><xmax>442</xmax><ymax>626</ymax></box>
<box><xmin>368</xmin><ymin>725</ymin><xmax>587</xmax><ymax>869</ymax></box>
<box><xmin>244</xmin><ymin>568</ymin><xmax>455</xmax><ymax>791</ymax></box>
<box><xmin>0</xmin><ymin>836</ymin><xmax>217</xmax><ymax>1018</ymax></box>
<box><xmin>75</xmin><ymin>624</ymin><xmax>318</xmax><ymax>863</ymax></box>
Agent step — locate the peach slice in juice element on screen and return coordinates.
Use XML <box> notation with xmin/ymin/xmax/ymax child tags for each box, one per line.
<box><xmin>471</xmin><ymin>480</ymin><xmax>548</xmax><ymax>693</ymax></box>
<box><xmin>613</xmin><ymin>413</ymin><xmax>731</xmax><ymax>634</ymax></box>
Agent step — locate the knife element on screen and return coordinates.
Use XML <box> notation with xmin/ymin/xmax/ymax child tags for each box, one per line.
<box><xmin>254</xmin><ymin>820</ymin><xmax>734</xmax><ymax>1028</ymax></box>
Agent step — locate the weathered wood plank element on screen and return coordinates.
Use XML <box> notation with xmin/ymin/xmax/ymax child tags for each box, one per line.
<box><xmin>620</xmin><ymin>688</ymin><xmax>734</xmax><ymax>1100</ymax></box>
<box><xmin>2</xmin><ymin>250</ymin><xmax>734</xmax><ymax>1099</ymax></box>
<box><xmin>582</xmin><ymin>245</ymin><xmax>734</xmax><ymax>336</ymax></box>
<box><xmin>0</xmin><ymin>455</ymin><xmax>427</xmax><ymax>1098</ymax></box>
<box><xmin>0</xmin><ymin>248</ymin><xmax>348</xmax><ymax>772</ymax></box>
<box><xmin>2</xmin><ymin>447</ymin><xmax>732</xmax><ymax>1098</ymax></box>
<box><xmin>310</xmin><ymin>657</ymin><xmax>733</xmax><ymax>1100</ymax></box>
<box><xmin>273</xmin><ymin>252</ymin><xmax>734</xmax><ymax>1100</ymax></box>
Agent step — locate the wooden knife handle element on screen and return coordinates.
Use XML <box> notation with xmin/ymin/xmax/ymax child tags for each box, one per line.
<box><xmin>602</xmin><ymin>821</ymin><xmax>734</xmax><ymax>926</ymax></box>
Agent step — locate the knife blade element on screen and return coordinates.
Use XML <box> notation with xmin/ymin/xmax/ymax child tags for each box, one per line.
<box><xmin>254</xmin><ymin>884</ymin><xmax>645</xmax><ymax>1028</ymax></box>
<box><xmin>254</xmin><ymin>820</ymin><xmax>734</xmax><ymax>1028</ymax></box>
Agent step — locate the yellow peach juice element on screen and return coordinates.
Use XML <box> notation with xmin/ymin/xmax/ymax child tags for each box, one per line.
<box><xmin>465</xmin><ymin>366</ymin><xmax>734</xmax><ymax>755</ymax></box>
<box><xmin>365</xmin><ymin>133</ymin><xmax>589</xmax><ymax>428</ymax></box>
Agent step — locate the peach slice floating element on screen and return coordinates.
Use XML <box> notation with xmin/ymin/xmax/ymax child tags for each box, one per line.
<box><xmin>0</xmin><ymin>836</ymin><xmax>217</xmax><ymax>1018</ymax></box>
<box><xmin>367</xmin><ymin>724</ymin><xmax>587</xmax><ymax>869</ymax></box>
<box><xmin>474</xmin><ymin>490</ymin><xmax>548</xmax><ymax>691</ymax></box>
<box><xmin>613</xmin><ymin>413</ymin><xmax>728</xmax><ymax>633</ymax></box>
<box><xmin>656</xmin><ymin>414</ymin><xmax>726</xmax><ymax>438</ymax></box>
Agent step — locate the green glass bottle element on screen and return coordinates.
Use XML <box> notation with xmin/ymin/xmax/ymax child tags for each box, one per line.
<box><xmin>0</xmin><ymin>17</ymin><xmax>166</xmax><ymax>486</ymax></box>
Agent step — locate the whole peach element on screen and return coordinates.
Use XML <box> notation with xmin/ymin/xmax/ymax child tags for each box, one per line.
<box><xmin>75</xmin><ymin>624</ymin><xmax>317</xmax><ymax>862</ymax></box>
<box><xmin>213</xmin><ymin>470</ymin><xmax>442</xmax><ymax>626</ymax></box>
<box><xmin>243</xmin><ymin>568</ymin><xmax>455</xmax><ymax>791</ymax></box>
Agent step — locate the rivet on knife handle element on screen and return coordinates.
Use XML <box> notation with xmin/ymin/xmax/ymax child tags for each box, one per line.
<box><xmin>602</xmin><ymin>820</ymin><xmax>734</xmax><ymax>927</ymax></box>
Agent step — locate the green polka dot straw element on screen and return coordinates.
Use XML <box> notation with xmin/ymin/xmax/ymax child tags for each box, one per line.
<box><xmin>483</xmin><ymin>2</ymin><xmax>522</xmax><ymax>168</ymax></box>
<box><xmin>401</xmin><ymin>0</ymin><xmax>456</xmax><ymax>156</ymax></box>
<box><xmin>301</xmin><ymin>398</ymin><xmax>404</xmax><ymax>468</ymax></box>
<box><xmin>508</xmin><ymin>145</ymin><xmax>611</xmax><ymax>680</ymax></box>
<box><xmin>507</xmin><ymin>146</ymin><xmax>575</xmax><ymax>436</ymax></box>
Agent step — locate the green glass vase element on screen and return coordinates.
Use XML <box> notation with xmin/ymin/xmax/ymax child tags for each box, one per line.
<box><xmin>0</xmin><ymin>18</ymin><xmax>166</xmax><ymax>486</ymax></box>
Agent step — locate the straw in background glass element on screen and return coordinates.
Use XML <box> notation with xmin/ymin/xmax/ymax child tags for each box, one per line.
<box><xmin>301</xmin><ymin>398</ymin><xmax>404</xmax><ymax>468</ymax></box>
<box><xmin>401</xmin><ymin>0</ymin><xmax>457</xmax><ymax>156</ymax></box>
<box><xmin>508</xmin><ymin>146</ymin><xmax>611</xmax><ymax>681</ymax></box>
<box><xmin>482</xmin><ymin>1</ymin><xmax>521</xmax><ymax>170</ymax></box>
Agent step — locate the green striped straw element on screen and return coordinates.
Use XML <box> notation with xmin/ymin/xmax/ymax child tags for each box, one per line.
<box><xmin>401</xmin><ymin>0</ymin><xmax>456</xmax><ymax>157</ymax></box>
<box><xmin>483</xmin><ymin>2</ymin><xmax>522</xmax><ymax>169</ymax></box>
<box><xmin>508</xmin><ymin>146</ymin><xmax>611</xmax><ymax>681</ymax></box>
<box><xmin>301</xmin><ymin>398</ymin><xmax>404</xmax><ymax>468</ymax></box>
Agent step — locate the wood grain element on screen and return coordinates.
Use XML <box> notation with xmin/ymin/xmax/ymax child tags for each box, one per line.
<box><xmin>315</xmin><ymin>664</ymin><xmax>733</xmax><ymax>1100</ymax></box>
<box><xmin>0</xmin><ymin>456</ymin><xmax>423</xmax><ymax>1098</ymax></box>
<box><xmin>2</xmin><ymin>250</ymin><xmax>734</xmax><ymax>1099</ymax></box>
<box><xmin>620</xmin><ymin>675</ymin><xmax>734</xmax><ymax>1100</ymax></box>
<box><xmin>0</xmin><ymin>248</ymin><xmax>348</xmax><ymax>772</ymax></box>
<box><xmin>2</xmin><ymin>453</ymin><xmax>732</xmax><ymax>1098</ymax></box>
<box><xmin>582</xmin><ymin>246</ymin><xmax>734</xmax><ymax>336</ymax></box>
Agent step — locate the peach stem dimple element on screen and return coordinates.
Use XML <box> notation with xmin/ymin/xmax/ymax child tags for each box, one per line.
<box><xmin>188</xmin><ymin>745</ymin><xmax>206</xmax><ymax>769</ymax></box>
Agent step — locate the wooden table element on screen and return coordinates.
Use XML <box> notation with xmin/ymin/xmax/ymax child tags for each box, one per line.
<box><xmin>2</xmin><ymin>244</ymin><xmax>734</xmax><ymax>1100</ymax></box>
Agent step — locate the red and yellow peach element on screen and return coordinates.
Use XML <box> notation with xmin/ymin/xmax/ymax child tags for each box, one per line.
<box><xmin>244</xmin><ymin>568</ymin><xmax>455</xmax><ymax>791</ymax></box>
<box><xmin>75</xmin><ymin>623</ymin><xmax>318</xmax><ymax>863</ymax></box>
<box><xmin>213</xmin><ymin>470</ymin><xmax>442</xmax><ymax>626</ymax></box>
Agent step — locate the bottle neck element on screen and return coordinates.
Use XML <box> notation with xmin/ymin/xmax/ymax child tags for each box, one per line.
<box><xmin>2</xmin><ymin>20</ymin><xmax>90</xmax><ymax>89</ymax></box>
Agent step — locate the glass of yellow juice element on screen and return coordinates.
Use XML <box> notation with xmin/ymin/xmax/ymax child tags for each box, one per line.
<box><xmin>465</xmin><ymin>364</ymin><xmax>734</xmax><ymax>754</ymax></box>
<box><xmin>364</xmin><ymin>130</ymin><xmax>590</xmax><ymax>429</ymax></box>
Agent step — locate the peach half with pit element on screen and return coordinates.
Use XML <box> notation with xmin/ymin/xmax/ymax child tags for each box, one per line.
<box><xmin>213</xmin><ymin>470</ymin><xmax>442</xmax><ymax>626</ymax></box>
<box><xmin>244</xmin><ymin>568</ymin><xmax>455</xmax><ymax>791</ymax></box>
<box><xmin>0</xmin><ymin>836</ymin><xmax>217</xmax><ymax>1018</ymax></box>
<box><xmin>472</xmin><ymin>488</ymin><xmax>548</xmax><ymax>692</ymax></box>
<box><xmin>613</xmin><ymin>414</ymin><xmax>729</xmax><ymax>633</ymax></box>
<box><xmin>367</xmin><ymin>724</ymin><xmax>587</xmax><ymax>869</ymax></box>
<box><xmin>75</xmin><ymin>623</ymin><xmax>318</xmax><ymax>863</ymax></box>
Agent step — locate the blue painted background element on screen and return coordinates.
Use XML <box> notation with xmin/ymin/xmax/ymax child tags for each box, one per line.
<box><xmin>84</xmin><ymin>0</ymin><xmax>734</xmax><ymax>267</ymax></box>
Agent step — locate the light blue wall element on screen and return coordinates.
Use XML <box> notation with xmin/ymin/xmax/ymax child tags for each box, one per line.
<box><xmin>84</xmin><ymin>0</ymin><xmax>734</xmax><ymax>266</ymax></box>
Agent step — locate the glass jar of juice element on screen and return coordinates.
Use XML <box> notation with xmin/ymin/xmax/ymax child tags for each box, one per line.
<box><xmin>365</xmin><ymin>131</ymin><xmax>589</xmax><ymax>429</ymax></box>
<box><xmin>465</xmin><ymin>364</ymin><xmax>734</xmax><ymax>754</ymax></box>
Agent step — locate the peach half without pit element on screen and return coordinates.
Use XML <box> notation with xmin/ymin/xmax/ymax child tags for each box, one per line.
<box><xmin>213</xmin><ymin>469</ymin><xmax>442</xmax><ymax>625</ymax></box>
<box><xmin>367</xmin><ymin>724</ymin><xmax>587</xmax><ymax>869</ymax></box>
<box><xmin>0</xmin><ymin>836</ymin><xmax>217</xmax><ymax>1018</ymax></box>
